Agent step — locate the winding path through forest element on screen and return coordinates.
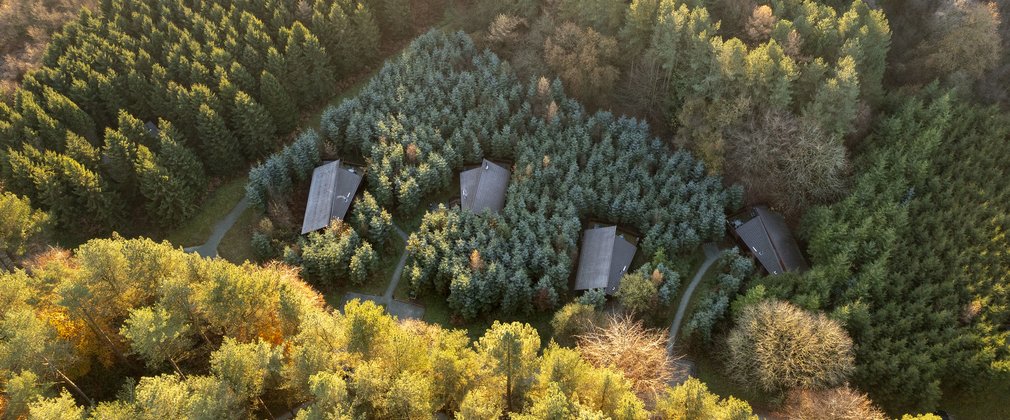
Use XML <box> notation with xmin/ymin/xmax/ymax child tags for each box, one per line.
<box><xmin>341</xmin><ymin>224</ymin><xmax>424</xmax><ymax>319</ymax></box>
<box><xmin>668</xmin><ymin>242</ymin><xmax>722</xmax><ymax>353</ymax></box>
<box><xmin>183</xmin><ymin>196</ymin><xmax>251</xmax><ymax>258</ymax></box>
<box><xmin>383</xmin><ymin>226</ymin><xmax>410</xmax><ymax>300</ymax></box>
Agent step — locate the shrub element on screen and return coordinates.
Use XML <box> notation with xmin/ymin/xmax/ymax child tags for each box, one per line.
<box><xmin>550</xmin><ymin>303</ymin><xmax>599</xmax><ymax>347</ymax></box>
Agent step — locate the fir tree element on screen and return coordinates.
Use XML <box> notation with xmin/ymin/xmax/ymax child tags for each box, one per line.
<box><xmin>196</xmin><ymin>103</ymin><xmax>243</xmax><ymax>176</ymax></box>
<box><xmin>259</xmin><ymin>70</ymin><xmax>298</xmax><ymax>134</ymax></box>
<box><xmin>155</xmin><ymin>119</ymin><xmax>207</xmax><ymax>199</ymax></box>
<box><xmin>232</xmin><ymin>91</ymin><xmax>278</xmax><ymax>161</ymax></box>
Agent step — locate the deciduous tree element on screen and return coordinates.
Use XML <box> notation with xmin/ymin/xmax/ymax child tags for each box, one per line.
<box><xmin>726</xmin><ymin>300</ymin><xmax>854</xmax><ymax>393</ymax></box>
<box><xmin>477</xmin><ymin>321</ymin><xmax>540</xmax><ymax>412</ymax></box>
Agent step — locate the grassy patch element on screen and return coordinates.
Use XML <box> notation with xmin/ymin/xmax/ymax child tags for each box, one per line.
<box><xmin>371</xmin><ymin>232</ymin><xmax>407</xmax><ymax>294</ymax></box>
<box><xmin>940</xmin><ymin>371</ymin><xmax>1010</xmax><ymax>419</ymax></box>
<box><xmin>217</xmin><ymin>206</ymin><xmax>261</xmax><ymax>264</ymax></box>
<box><xmin>164</xmin><ymin>177</ymin><xmax>248</xmax><ymax>247</ymax></box>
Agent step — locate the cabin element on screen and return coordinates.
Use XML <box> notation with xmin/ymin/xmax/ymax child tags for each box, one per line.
<box><xmin>460</xmin><ymin>159</ymin><xmax>510</xmax><ymax>214</ymax></box>
<box><xmin>729</xmin><ymin>206</ymin><xmax>808</xmax><ymax>275</ymax></box>
<box><xmin>300</xmin><ymin>160</ymin><xmax>363</xmax><ymax>234</ymax></box>
<box><xmin>144</xmin><ymin>121</ymin><xmax>159</xmax><ymax>137</ymax></box>
<box><xmin>573</xmin><ymin>225</ymin><xmax>637</xmax><ymax>295</ymax></box>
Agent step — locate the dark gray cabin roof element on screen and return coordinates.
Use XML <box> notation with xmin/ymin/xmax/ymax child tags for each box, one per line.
<box><xmin>734</xmin><ymin>206</ymin><xmax>808</xmax><ymax>275</ymax></box>
<box><xmin>574</xmin><ymin>226</ymin><xmax>637</xmax><ymax>295</ymax></box>
<box><xmin>144</xmin><ymin>121</ymin><xmax>159</xmax><ymax>137</ymax></box>
<box><xmin>300</xmin><ymin>160</ymin><xmax>363</xmax><ymax>234</ymax></box>
<box><xmin>460</xmin><ymin>159</ymin><xmax>510</xmax><ymax>213</ymax></box>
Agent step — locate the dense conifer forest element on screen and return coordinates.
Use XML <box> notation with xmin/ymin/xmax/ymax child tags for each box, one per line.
<box><xmin>2</xmin><ymin>0</ymin><xmax>1009</xmax><ymax>418</ymax></box>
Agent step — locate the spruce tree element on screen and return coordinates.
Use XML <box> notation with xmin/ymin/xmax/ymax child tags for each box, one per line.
<box><xmin>116</xmin><ymin>110</ymin><xmax>157</xmax><ymax>149</ymax></box>
<box><xmin>135</xmin><ymin>145</ymin><xmax>194</xmax><ymax>227</ymax></box>
<box><xmin>349</xmin><ymin>242</ymin><xmax>377</xmax><ymax>285</ymax></box>
<box><xmin>259</xmin><ymin>70</ymin><xmax>298</xmax><ymax>134</ymax></box>
<box><xmin>156</xmin><ymin>119</ymin><xmax>208</xmax><ymax>203</ymax></box>
<box><xmin>102</xmin><ymin>127</ymin><xmax>141</xmax><ymax>202</ymax></box>
<box><xmin>41</xmin><ymin>87</ymin><xmax>96</xmax><ymax>142</ymax></box>
<box><xmin>347</xmin><ymin>2</ymin><xmax>381</xmax><ymax>70</ymax></box>
<box><xmin>14</xmin><ymin>90</ymin><xmax>62</xmax><ymax>151</ymax></box>
<box><xmin>196</xmin><ymin>103</ymin><xmax>244</xmax><ymax>176</ymax></box>
<box><xmin>64</xmin><ymin>131</ymin><xmax>101</xmax><ymax>170</ymax></box>
<box><xmin>397</xmin><ymin>176</ymin><xmax>420</xmax><ymax>214</ymax></box>
<box><xmin>281</xmin><ymin>22</ymin><xmax>335</xmax><ymax>106</ymax></box>
<box><xmin>311</xmin><ymin>1</ymin><xmax>352</xmax><ymax>73</ymax></box>
<box><xmin>804</xmin><ymin>55</ymin><xmax>860</xmax><ymax>138</ymax></box>
<box><xmin>232</xmin><ymin>91</ymin><xmax>277</xmax><ymax>161</ymax></box>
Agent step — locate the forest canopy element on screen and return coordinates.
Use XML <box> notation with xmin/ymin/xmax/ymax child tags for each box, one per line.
<box><xmin>0</xmin><ymin>0</ymin><xmax>407</xmax><ymax>235</ymax></box>
<box><xmin>0</xmin><ymin>236</ymin><xmax>755</xmax><ymax>419</ymax></box>
<box><xmin>303</xmin><ymin>31</ymin><xmax>737</xmax><ymax>318</ymax></box>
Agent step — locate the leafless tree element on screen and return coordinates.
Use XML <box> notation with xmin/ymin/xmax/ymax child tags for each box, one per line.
<box><xmin>0</xmin><ymin>0</ymin><xmax>97</xmax><ymax>84</ymax></box>
<box><xmin>745</xmin><ymin>5</ymin><xmax>776</xmax><ymax>44</ymax></box>
<box><xmin>576</xmin><ymin>314</ymin><xmax>679</xmax><ymax>402</ymax></box>
<box><xmin>779</xmin><ymin>386</ymin><xmax>887</xmax><ymax>420</ymax></box>
<box><xmin>726</xmin><ymin>300</ymin><xmax>855</xmax><ymax>393</ymax></box>
<box><xmin>726</xmin><ymin>110</ymin><xmax>848</xmax><ymax>220</ymax></box>
<box><xmin>543</xmin><ymin>22</ymin><xmax>620</xmax><ymax>105</ymax></box>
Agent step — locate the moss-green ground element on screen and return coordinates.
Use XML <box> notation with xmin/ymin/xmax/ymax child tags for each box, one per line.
<box><xmin>164</xmin><ymin>177</ymin><xmax>249</xmax><ymax>248</ymax></box>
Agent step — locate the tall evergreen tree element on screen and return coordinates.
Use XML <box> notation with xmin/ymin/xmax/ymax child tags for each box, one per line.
<box><xmin>259</xmin><ymin>71</ymin><xmax>298</xmax><ymax>134</ymax></box>
<box><xmin>347</xmin><ymin>2</ymin><xmax>381</xmax><ymax>70</ymax></box>
<box><xmin>804</xmin><ymin>55</ymin><xmax>860</xmax><ymax>138</ymax></box>
<box><xmin>196</xmin><ymin>103</ymin><xmax>244</xmax><ymax>176</ymax></box>
<box><xmin>232</xmin><ymin>91</ymin><xmax>278</xmax><ymax>161</ymax></box>
<box><xmin>280</xmin><ymin>22</ymin><xmax>335</xmax><ymax>107</ymax></box>
<box><xmin>135</xmin><ymin>145</ymin><xmax>196</xmax><ymax>227</ymax></box>
<box><xmin>101</xmin><ymin>127</ymin><xmax>141</xmax><ymax>202</ymax></box>
<box><xmin>155</xmin><ymin>119</ymin><xmax>207</xmax><ymax>200</ymax></box>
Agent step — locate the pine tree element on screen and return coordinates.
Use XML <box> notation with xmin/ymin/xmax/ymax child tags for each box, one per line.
<box><xmin>350</xmin><ymin>242</ymin><xmax>377</xmax><ymax>285</ymax></box>
<box><xmin>347</xmin><ymin>2</ymin><xmax>381</xmax><ymax>70</ymax></box>
<box><xmin>197</xmin><ymin>103</ymin><xmax>244</xmax><ymax>176</ymax></box>
<box><xmin>155</xmin><ymin>119</ymin><xmax>208</xmax><ymax>200</ymax></box>
<box><xmin>280</xmin><ymin>22</ymin><xmax>335</xmax><ymax>107</ymax></box>
<box><xmin>121</xmin><ymin>305</ymin><xmax>194</xmax><ymax>376</ymax></box>
<box><xmin>804</xmin><ymin>55</ymin><xmax>860</xmax><ymax>138</ymax></box>
<box><xmin>476</xmin><ymin>322</ymin><xmax>541</xmax><ymax>412</ymax></box>
<box><xmin>0</xmin><ymin>192</ymin><xmax>49</xmax><ymax>270</ymax></box>
<box><xmin>259</xmin><ymin>70</ymin><xmax>298</xmax><ymax>134</ymax></box>
<box><xmin>135</xmin><ymin>145</ymin><xmax>195</xmax><ymax>227</ymax></box>
<box><xmin>232</xmin><ymin>91</ymin><xmax>278</xmax><ymax>161</ymax></box>
<box><xmin>102</xmin><ymin>127</ymin><xmax>141</xmax><ymax>202</ymax></box>
<box><xmin>619</xmin><ymin>0</ymin><xmax>661</xmax><ymax>57</ymax></box>
<box><xmin>210</xmin><ymin>338</ymin><xmax>281</xmax><ymax>406</ymax></box>
<box><xmin>397</xmin><ymin>176</ymin><xmax>420</xmax><ymax>214</ymax></box>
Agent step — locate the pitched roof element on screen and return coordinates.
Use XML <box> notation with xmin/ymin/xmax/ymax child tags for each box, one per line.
<box><xmin>574</xmin><ymin>226</ymin><xmax>637</xmax><ymax>295</ymax></box>
<box><xmin>460</xmin><ymin>159</ymin><xmax>510</xmax><ymax>213</ymax></box>
<box><xmin>300</xmin><ymin>160</ymin><xmax>363</xmax><ymax>234</ymax></box>
<box><xmin>734</xmin><ymin>206</ymin><xmax>808</xmax><ymax>275</ymax></box>
<box><xmin>144</xmin><ymin>121</ymin><xmax>159</xmax><ymax>137</ymax></box>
